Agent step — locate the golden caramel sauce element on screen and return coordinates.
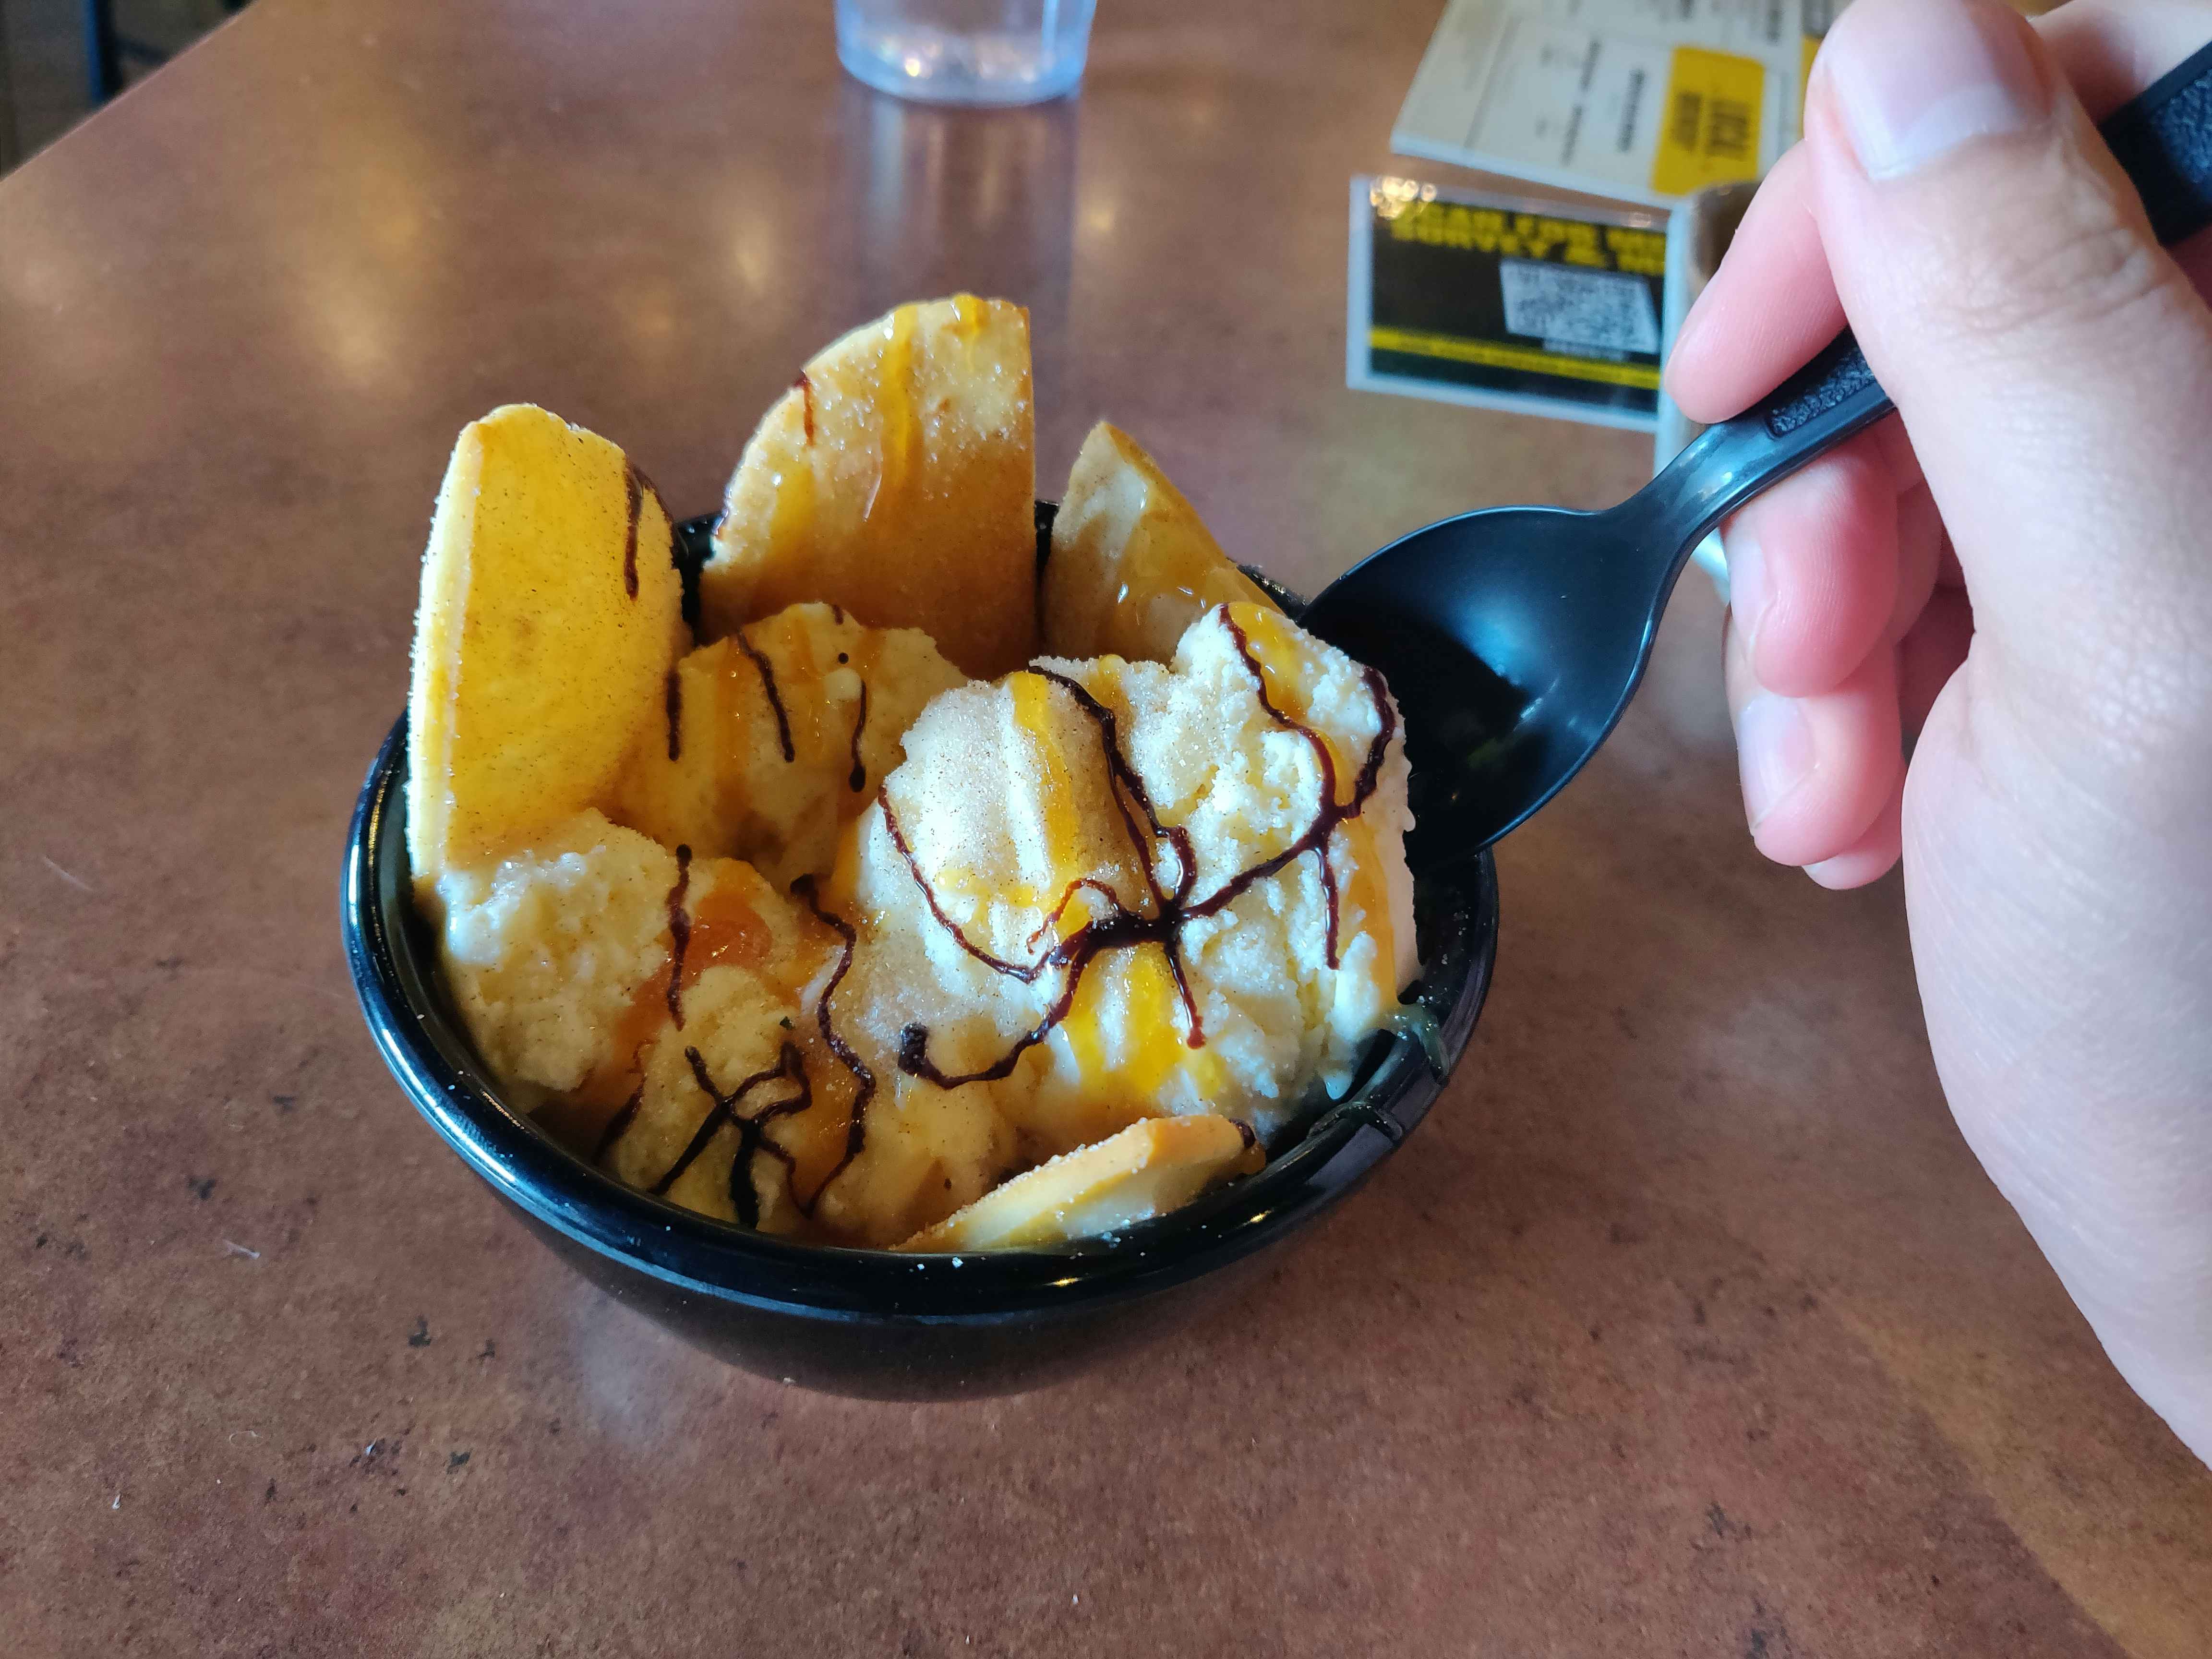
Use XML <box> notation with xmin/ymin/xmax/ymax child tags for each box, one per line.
<box><xmin>933</xmin><ymin>865</ymin><xmax>1046</xmax><ymax>911</ymax></box>
<box><xmin>559</xmin><ymin>967</ymin><xmax>677</xmax><ymax>1129</ymax></box>
<box><xmin>1010</xmin><ymin>670</ymin><xmax>1089</xmax><ymax>913</ymax></box>
<box><xmin>1062</xmin><ymin>941</ymin><xmax>1226</xmax><ymax>1099</ymax></box>
<box><xmin>1129</xmin><ymin>943</ymin><xmax>1225</xmax><ymax>1094</ymax></box>
<box><xmin>686</xmin><ymin>875</ymin><xmax>774</xmax><ymax>977</ymax></box>
<box><xmin>766</xmin><ymin>364</ymin><xmax>823</xmax><ymax>559</ymax></box>
<box><xmin>766</xmin><ymin>452</ymin><xmax>817</xmax><ymax>565</ymax></box>
<box><xmin>821</xmin><ymin>817</ymin><xmax>865</xmax><ymax>916</ymax></box>
<box><xmin>701</xmin><ymin>641</ymin><xmax>757</xmax><ymax>777</ymax></box>
<box><xmin>1107</xmin><ymin>554</ymin><xmax>1256</xmax><ymax>661</ymax></box>
<box><xmin>866</xmin><ymin>303</ymin><xmax>920</xmax><ymax>531</ymax></box>
<box><xmin>1060</xmin><ymin>950</ymin><xmax>1116</xmax><ymax>1082</ymax></box>
<box><xmin>1336</xmin><ymin>817</ymin><xmax>1400</xmax><ymax>1006</ymax></box>
<box><xmin>777</xmin><ymin>608</ymin><xmax>830</xmax><ymax>764</ymax></box>
<box><xmin>741</xmin><ymin>884</ymin><xmax>874</xmax><ymax>1227</ymax></box>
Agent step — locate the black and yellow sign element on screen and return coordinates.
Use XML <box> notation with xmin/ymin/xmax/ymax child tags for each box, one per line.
<box><xmin>1349</xmin><ymin>177</ymin><xmax>1669</xmax><ymax>430</ymax></box>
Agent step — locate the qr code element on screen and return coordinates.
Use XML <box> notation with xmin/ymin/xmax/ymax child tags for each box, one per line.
<box><xmin>1672</xmin><ymin>90</ymin><xmax>1754</xmax><ymax>161</ymax></box>
<box><xmin>1498</xmin><ymin>260</ymin><xmax>1659</xmax><ymax>357</ymax></box>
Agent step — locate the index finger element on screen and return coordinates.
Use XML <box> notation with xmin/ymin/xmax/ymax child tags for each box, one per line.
<box><xmin>1663</xmin><ymin>144</ymin><xmax>1843</xmax><ymax>425</ymax></box>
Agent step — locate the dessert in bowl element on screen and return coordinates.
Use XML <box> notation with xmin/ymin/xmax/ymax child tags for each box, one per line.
<box><xmin>342</xmin><ymin>297</ymin><xmax>1495</xmax><ymax>1395</ymax></box>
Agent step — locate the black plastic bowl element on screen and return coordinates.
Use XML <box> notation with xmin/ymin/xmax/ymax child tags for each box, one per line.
<box><xmin>340</xmin><ymin>518</ymin><xmax>1497</xmax><ymax>1399</ymax></box>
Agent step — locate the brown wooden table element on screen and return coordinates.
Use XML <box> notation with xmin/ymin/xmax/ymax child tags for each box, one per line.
<box><xmin>4</xmin><ymin>2</ymin><xmax>2206</xmax><ymax>1652</ymax></box>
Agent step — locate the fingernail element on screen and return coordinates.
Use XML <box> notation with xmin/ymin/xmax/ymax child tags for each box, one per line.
<box><xmin>1723</xmin><ymin>528</ymin><xmax>1770</xmax><ymax>655</ymax></box>
<box><xmin>1734</xmin><ymin>694</ymin><xmax>1816</xmax><ymax>829</ymax></box>
<box><xmin>1822</xmin><ymin>0</ymin><xmax>2047</xmax><ymax>180</ymax></box>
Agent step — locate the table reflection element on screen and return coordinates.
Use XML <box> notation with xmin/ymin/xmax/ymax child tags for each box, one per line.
<box><xmin>834</xmin><ymin>81</ymin><xmax>1076</xmax><ymax>423</ymax></box>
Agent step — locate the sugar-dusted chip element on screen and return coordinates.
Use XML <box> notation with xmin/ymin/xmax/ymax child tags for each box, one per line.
<box><xmin>895</xmin><ymin>1114</ymin><xmax>1262</xmax><ymax>1252</ymax></box>
<box><xmin>609</xmin><ymin>601</ymin><xmax>967</xmax><ymax>889</ymax></box>
<box><xmin>1040</xmin><ymin>421</ymin><xmax>1276</xmax><ymax>662</ymax></box>
<box><xmin>408</xmin><ymin>405</ymin><xmax>686</xmax><ymax>888</ymax></box>
<box><xmin>699</xmin><ymin>296</ymin><xmax>1036</xmax><ymax>678</ymax></box>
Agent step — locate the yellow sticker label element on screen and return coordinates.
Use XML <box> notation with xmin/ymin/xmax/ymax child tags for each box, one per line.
<box><xmin>1368</xmin><ymin>327</ymin><xmax>1661</xmax><ymax>391</ymax></box>
<box><xmin>1650</xmin><ymin>46</ymin><xmax>1766</xmax><ymax>196</ymax></box>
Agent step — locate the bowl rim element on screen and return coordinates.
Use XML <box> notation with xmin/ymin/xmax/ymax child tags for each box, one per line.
<box><xmin>341</xmin><ymin>557</ymin><xmax>1498</xmax><ymax>1323</ymax></box>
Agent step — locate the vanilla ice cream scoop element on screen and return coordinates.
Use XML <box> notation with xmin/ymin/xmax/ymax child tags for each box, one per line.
<box><xmin>832</xmin><ymin>601</ymin><xmax>1417</xmax><ymax>1186</ymax></box>
<box><xmin>610</xmin><ymin>601</ymin><xmax>966</xmax><ymax>888</ymax></box>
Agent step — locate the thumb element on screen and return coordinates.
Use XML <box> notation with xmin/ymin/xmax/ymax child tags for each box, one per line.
<box><xmin>1805</xmin><ymin>0</ymin><xmax>2212</xmax><ymax>716</ymax></box>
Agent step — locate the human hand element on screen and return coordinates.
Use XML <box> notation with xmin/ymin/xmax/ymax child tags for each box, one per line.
<box><xmin>1667</xmin><ymin>0</ymin><xmax>2212</xmax><ymax>1459</ymax></box>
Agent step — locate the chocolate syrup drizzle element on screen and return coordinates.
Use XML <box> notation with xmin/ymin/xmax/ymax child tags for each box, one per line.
<box><xmin>1224</xmin><ymin>617</ymin><xmax>1395</xmax><ymax>970</ymax></box>
<box><xmin>791</xmin><ymin>875</ymin><xmax>877</xmax><ymax>1211</ymax></box>
<box><xmin>848</xmin><ymin>683</ymin><xmax>871</xmax><ymax>793</ymax></box>
<box><xmin>663</xmin><ymin>844</ymin><xmax>693</xmax><ymax>1028</ymax></box>
<box><xmin>664</xmin><ymin>668</ymin><xmax>684</xmax><ymax>762</ymax></box>
<box><xmin>653</xmin><ymin>1043</ymin><xmax>810</xmax><ymax>1226</ymax></box>
<box><xmin>621</xmin><ymin>459</ymin><xmax>685</xmax><ymax>604</ymax></box>
<box><xmin>889</xmin><ymin>614</ymin><xmax>1396</xmax><ymax>1091</ymax></box>
<box><xmin>726</xmin><ymin>615</ymin><xmax>872</xmax><ymax>782</ymax></box>
<box><xmin>620</xmin><ymin>462</ymin><xmax>643</xmax><ymax>600</ymax></box>
<box><xmin>619</xmin><ymin>869</ymin><xmax>878</xmax><ymax>1222</ymax></box>
<box><xmin>733</xmin><ymin>626</ymin><xmax>796</xmax><ymax>761</ymax></box>
<box><xmin>593</xmin><ymin>1082</ymin><xmax>645</xmax><ymax>1165</ymax></box>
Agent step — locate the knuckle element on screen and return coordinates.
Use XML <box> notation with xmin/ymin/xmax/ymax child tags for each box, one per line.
<box><xmin>1936</xmin><ymin>147</ymin><xmax>2176</xmax><ymax>346</ymax></box>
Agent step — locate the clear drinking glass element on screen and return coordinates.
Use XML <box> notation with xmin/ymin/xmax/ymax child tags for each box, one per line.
<box><xmin>835</xmin><ymin>0</ymin><xmax>1097</xmax><ymax>106</ymax></box>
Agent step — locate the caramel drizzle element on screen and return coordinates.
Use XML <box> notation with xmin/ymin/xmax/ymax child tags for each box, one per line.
<box><xmin>848</xmin><ymin>682</ymin><xmax>871</xmax><ymax>793</ymax></box>
<box><xmin>889</xmin><ymin>619</ymin><xmax>1396</xmax><ymax>1091</ymax></box>
<box><xmin>621</xmin><ymin>461</ymin><xmax>642</xmax><ymax>600</ymax></box>
<box><xmin>664</xmin><ymin>667</ymin><xmax>683</xmax><ymax>761</ymax></box>
<box><xmin>664</xmin><ymin>845</ymin><xmax>693</xmax><ymax>1028</ymax></box>
<box><xmin>734</xmin><ymin>626</ymin><xmax>795</xmax><ymax>761</ymax></box>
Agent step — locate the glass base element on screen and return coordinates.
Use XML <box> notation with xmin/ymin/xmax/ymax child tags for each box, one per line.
<box><xmin>837</xmin><ymin>19</ymin><xmax>1089</xmax><ymax>107</ymax></box>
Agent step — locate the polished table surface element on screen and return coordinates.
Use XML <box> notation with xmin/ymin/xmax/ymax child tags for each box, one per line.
<box><xmin>4</xmin><ymin>1</ymin><xmax>2207</xmax><ymax>1653</ymax></box>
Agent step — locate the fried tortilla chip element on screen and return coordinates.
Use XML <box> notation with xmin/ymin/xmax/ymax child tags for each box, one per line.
<box><xmin>407</xmin><ymin>404</ymin><xmax>685</xmax><ymax>888</ymax></box>
<box><xmin>895</xmin><ymin>1114</ymin><xmax>1262</xmax><ymax>1251</ymax></box>
<box><xmin>1040</xmin><ymin>421</ymin><xmax>1275</xmax><ymax>662</ymax></box>
<box><xmin>700</xmin><ymin>296</ymin><xmax>1036</xmax><ymax>678</ymax></box>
